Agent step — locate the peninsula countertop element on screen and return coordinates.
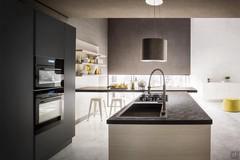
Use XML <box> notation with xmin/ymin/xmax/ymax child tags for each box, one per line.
<box><xmin>75</xmin><ymin>86</ymin><xmax>197</xmax><ymax>93</ymax></box>
<box><xmin>107</xmin><ymin>92</ymin><xmax>212</xmax><ymax>125</ymax></box>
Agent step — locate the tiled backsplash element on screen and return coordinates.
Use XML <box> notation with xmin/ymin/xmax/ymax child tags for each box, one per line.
<box><xmin>109</xmin><ymin>75</ymin><xmax>190</xmax><ymax>88</ymax></box>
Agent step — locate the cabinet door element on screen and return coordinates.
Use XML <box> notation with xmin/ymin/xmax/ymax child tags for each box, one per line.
<box><xmin>35</xmin><ymin>23</ymin><xmax>76</xmax><ymax>160</ymax></box>
<box><xmin>35</xmin><ymin>11</ymin><xmax>65</xmax><ymax>58</ymax></box>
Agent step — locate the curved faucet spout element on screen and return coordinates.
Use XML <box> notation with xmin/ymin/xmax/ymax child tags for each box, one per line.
<box><xmin>147</xmin><ymin>68</ymin><xmax>167</xmax><ymax>117</ymax></box>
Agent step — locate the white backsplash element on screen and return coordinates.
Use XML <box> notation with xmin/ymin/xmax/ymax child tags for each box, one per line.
<box><xmin>109</xmin><ymin>75</ymin><xmax>190</xmax><ymax>87</ymax></box>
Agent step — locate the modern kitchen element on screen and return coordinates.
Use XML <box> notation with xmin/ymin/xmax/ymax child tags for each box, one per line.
<box><xmin>1</xmin><ymin>0</ymin><xmax>240</xmax><ymax>160</ymax></box>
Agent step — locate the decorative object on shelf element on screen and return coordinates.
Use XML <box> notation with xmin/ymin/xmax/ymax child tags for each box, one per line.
<box><xmin>85</xmin><ymin>64</ymin><xmax>92</xmax><ymax>75</ymax></box>
<box><xmin>134</xmin><ymin>77</ymin><xmax>138</xmax><ymax>90</ymax></box>
<box><xmin>82</xmin><ymin>57</ymin><xmax>88</xmax><ymax>63</ymax></box>
<box><xmin>94</xmin><ymin>68</ymin><xmax>101</xmax><ymax>75</ymax></box>
<box><xmin>224</xmin><ymin>76</ymin><xmax>231</xmax><ymax>82</ymax></box>
<box><xmin>138</xmin><ymin>80</ymin><xmax>146</xmax><ymax>90</ymax></box>
<box><xmin>97</xmin><ymin>58</ymin><xmax>104</xmax><ymax>65</ymax></box>
<box><xmin>76</xmin><ymin>67</ymin><xmax>83</xmax><ymax>76</ymax></box>
<box><xmin>109</xmin><ymin>83</ymin><xmax>128</xmax><ymax>89</ymax></box>
<box><xmin>130</xmin><ymin>76</ymin><xmax>135</xmax><ymax>90</ymax></box>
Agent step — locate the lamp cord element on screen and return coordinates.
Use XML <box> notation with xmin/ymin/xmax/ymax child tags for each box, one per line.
<box><xmin>154</xmin><ymin>0</ymin><xmax>156</xmax><ymax>18</ymax></box>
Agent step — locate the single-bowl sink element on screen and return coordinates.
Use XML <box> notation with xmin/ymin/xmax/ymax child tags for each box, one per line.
<box><xmin>119</xmin><ymin>103</ymin><xmax>162</xmax><ymax>117</ymax></box>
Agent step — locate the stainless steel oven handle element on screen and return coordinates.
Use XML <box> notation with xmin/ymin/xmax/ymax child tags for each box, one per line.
<box><xmin>39</xmin><ymin>67</ymin><xmax>62</xmax><ymax>71</ymax></box>
<box><xmin>39</xmin><ymin>95</ymin><xmax>63</xmax><ymax>104</ymax></box>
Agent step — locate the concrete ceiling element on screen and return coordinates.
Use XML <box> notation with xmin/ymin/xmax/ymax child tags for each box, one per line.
<box><xmin>38</xmin><ymin>0</ymin><xmax>240</xmax><ymax>18</ymax></box>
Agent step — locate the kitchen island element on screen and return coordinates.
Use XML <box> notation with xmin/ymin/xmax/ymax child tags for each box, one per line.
<box><xmin>107</xmin><ymin>92</ymin><xmax>212</xmax><ymax>160</ymax></box>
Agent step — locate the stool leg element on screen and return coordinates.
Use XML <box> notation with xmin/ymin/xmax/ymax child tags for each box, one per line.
<box><xmin>120</xmin><ymin>99</ymin><xmax>123</xmax><ymax>108</ymax></box>
<box><xmin>93</xmin><ymin>101</ymin><xmax>96</xmax><ymax>117</ymax></box>
<box><xmin>110</xmin><ymin>100</ymin><xmax>113</xmax><ymax>116</ymax></box>
<box><xmin>99</xmin><ymin>100</ymin><xmax>103</xmax><ymax>121</ymax></box>
<box><xmin>103</xmin><ymin>99</ymin><xmax>108</xmax><ymax>118</ymax></box>
<box><xmin>114</xmin><ymin>101</ymin><xmax>117</xmax><ymax>112</ymax></box>
<box><xmin>88</xmin><ymin>100</ymin><xmax>93</xmax><ymax>120</ymax></box>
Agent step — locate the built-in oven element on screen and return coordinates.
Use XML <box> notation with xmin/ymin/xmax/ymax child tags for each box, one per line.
<box><xmin>35</xmin><ymin>56</ymin><xmax>64</xmax><ymax>89</ymax></box>
<box><xmin>35</xmin><ymin>89</ymin><xmax>64</xmax><ymax>131</ymax></box>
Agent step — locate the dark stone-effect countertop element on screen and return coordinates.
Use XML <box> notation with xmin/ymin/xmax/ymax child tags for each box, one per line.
<box><xmin>107</xmin><ymin>92</ymin><xmax>212</xmax><ymax>125</ymax></box>
<box><xmin>75</xmin><ymin>86</ymin><xmax>197</xmax><ymax>93</ymax></box>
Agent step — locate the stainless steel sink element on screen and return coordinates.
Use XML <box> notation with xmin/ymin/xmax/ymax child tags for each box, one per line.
<box><xmin>119</xmin><ymin>103</ymin><xmax>162</xmax><ymax>117</ymax></box>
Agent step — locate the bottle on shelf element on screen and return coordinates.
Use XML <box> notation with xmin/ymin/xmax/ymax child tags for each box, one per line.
<box><xmin>134</xmin><ymin>77</ymin><xmax>138</xmax><ymax>90</ymax></box>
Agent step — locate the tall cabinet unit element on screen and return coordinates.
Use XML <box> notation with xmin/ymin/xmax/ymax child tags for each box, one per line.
<box><xmin>1</xmin><ymin>2</ymin><xmax>76</xmax><ymax>159</ymax></box>
<box><xmin>34</xmin><ymin>11</ymin><xmax>76</xmax><ymax>160</ymax></box>
<box><xmin>35</xmin><ymin>11</ymin><xmax>65</xmax><ymax>58</ymax></box>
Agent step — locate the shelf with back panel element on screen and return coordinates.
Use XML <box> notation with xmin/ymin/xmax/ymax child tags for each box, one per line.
<box><xmin>75</xmin><ymin>39</ymin><xmax>107</xmax><ymax>77</ymax></box>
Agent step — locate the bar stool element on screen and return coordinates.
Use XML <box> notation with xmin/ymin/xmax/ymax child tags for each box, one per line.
<box><xmin>109</xmin><ymin>98</ymin><xmax>124</xmax><ymax>116</ymax></box>
<box><xmin>88</xmin><ymin>98</ymin><xmax>108</xmax><ymax>120</ymax></box>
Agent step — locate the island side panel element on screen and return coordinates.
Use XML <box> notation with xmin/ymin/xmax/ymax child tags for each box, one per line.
<box><xmin>109</xmin><ymin>124</ymin><xmax>211</xmax><ymax>160</ymax></box>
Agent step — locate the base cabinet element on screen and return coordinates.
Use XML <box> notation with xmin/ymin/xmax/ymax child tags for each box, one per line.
<box><xmin>109</xmin><ymin>125</ymin><xmax>211</xmax><ymax>160</ymax></box>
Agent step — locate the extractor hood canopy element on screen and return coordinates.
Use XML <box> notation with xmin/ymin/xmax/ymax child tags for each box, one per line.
<box><xmin>141</xmin><ymin>38</ymin><xmax>167</xmax><ymax>62</ymax></box>
<box><xmin>142</xmin><ymin>0</ymin><xmax>167</xmax><ymax>62</ymax></box>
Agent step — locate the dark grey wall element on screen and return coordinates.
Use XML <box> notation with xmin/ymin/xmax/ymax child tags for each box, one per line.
<box><xmin>108</xmin><ymin>18</ymin><xmax>191</xmax><ymax>75</ymax></box>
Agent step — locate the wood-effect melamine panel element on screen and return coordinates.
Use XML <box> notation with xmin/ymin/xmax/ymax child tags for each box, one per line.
<box><xmin>109</xmin><ymin>125</ymin><xmax>211</xmax><ymax>160</ymax></box>
<box><xmin>108</xmin><ymin>19</ymin><xmax>190</xmax><ymax>75</ymax></box>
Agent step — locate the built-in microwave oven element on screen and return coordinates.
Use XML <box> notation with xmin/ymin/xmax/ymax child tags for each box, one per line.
<box><xmin>35</xmin><ymin>56</ymin><xmax>64</xmax><ymax>89</ymax></box>
<box><xmin>35</xmin><ymin>89</ymin><xmax>64</xmax><ymax>131</ymax></box>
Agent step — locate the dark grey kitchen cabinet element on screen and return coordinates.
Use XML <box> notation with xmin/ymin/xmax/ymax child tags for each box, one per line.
<box><xmin>63</xmin><ymin>23</ymin><xmax>76</xmax><ymax>139</ymax></box>
<box><xmin>34</xmin><ymin>12</ymin><xmax>76</xmax><ymax>160</ymax></box>
<box><xmin>0</xmin><ymin>0</ymin><xmax>34</xmax><ymax>160</ymax></box>
<box><xmin>35</xmin><ymin>11</ymin><xmax>65</xmax><ymax>58</ymax></box>
<box><xmin>1</xmin><ymin>2</ymin><xmax>75</xmax><ymax>159</ymax></box>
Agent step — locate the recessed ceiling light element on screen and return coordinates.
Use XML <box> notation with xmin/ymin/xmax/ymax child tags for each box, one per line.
<box><xmin>145</xmin><ymin>0</ymin><xmax>163</xmax><ymax>6</ymax></box>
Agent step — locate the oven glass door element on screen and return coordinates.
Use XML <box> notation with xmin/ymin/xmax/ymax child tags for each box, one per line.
<box><xmin>37</xmin><ymin>67</ymin><xmax>63</xmax><ymax>88</ymax></box>
<box><xmin>37</xmin><ymin>94</ymin><xmax>64</xmax><ymax>125</ymax></box>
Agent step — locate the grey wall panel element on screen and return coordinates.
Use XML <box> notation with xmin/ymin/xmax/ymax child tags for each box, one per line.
<box><xmin>108</xmin><ymin>18</ymin><xmax>190</xmax><ymax>75</ymax></box>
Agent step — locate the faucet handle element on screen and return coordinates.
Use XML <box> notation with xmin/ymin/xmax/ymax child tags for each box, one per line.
<box><xmin>147</xmin><ymin>86</ymin><xmax>151</xmax><ymax>94</ymax></box>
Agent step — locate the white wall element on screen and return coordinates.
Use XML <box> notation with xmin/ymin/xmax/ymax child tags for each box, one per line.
<box><xmin>191</xmin><ymin>18</ymin><xmax>240</xmax><ymax>98</ymax></box>
<box><xmin>67</xmin><ymin>18</ymin><xmax>108</xmax><ymax>120</ymax></box>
